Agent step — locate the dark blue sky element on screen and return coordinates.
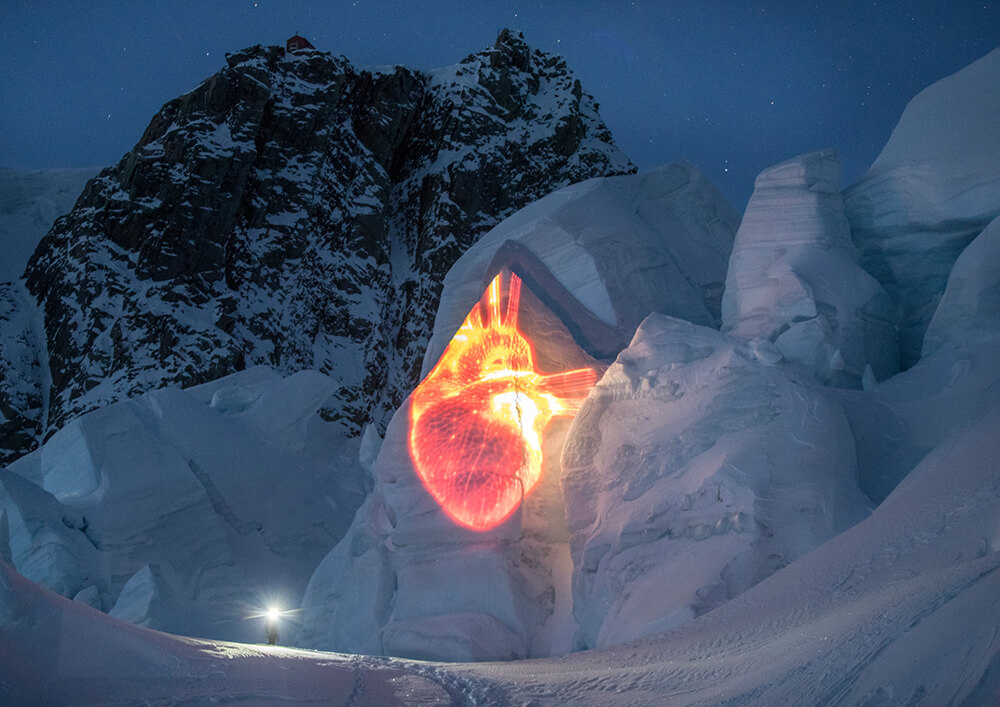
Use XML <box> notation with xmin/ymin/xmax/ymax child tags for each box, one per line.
<box><xmin>1</xmin><ymin>1</ymin><xmax>998</xmax><ymax>210</ymax></box>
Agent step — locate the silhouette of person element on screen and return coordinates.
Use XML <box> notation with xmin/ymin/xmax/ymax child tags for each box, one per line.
<box><xmin>265</xmin><ymin>614</ymin><xmax>279</xmax><ymax>645</ymax></box>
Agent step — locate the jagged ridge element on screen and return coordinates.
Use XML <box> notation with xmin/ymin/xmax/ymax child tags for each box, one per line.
<box><xmin>1</xmin><ymin>30</ymin><xmax>632</xmax><ymax>463</ymax></box>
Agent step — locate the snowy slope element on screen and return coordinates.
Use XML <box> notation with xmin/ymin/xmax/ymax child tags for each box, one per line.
<box><xmin>0</xmin><ymin>563</ymin><xmax>470</xmax><ymax>705</ymax></box>
<box><xmin>0</xmin><ymin>167</ymin><xmax>96</xmax><ymax>283</ymax></box>
<box><xmin>0</xmin><ymin>282</ymin><xmax>47</xmax><ymax>463</ymax></box>
<box><xmin>456</xmin><ymin>403</ymin><xmax>1000</xmax><ymax>705</ymax></box>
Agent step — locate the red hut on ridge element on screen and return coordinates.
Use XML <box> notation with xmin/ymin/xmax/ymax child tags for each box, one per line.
<box><xmin>286</xmin><ymin>34</ymin><xmax>314</xmax><ymax>53</ymax></box>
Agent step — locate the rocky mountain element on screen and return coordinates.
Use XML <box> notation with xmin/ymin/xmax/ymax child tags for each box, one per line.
<box><xmin>0</xmin><ymin>30</ymin><xmax>632</xmax><ymax>466</ymax></box>
<box><xmin>0</xmin><ymin>168</ymin><xmax>97</xmax><ymax>463</ymax></box>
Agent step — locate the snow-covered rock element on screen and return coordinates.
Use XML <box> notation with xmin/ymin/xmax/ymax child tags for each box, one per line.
<box><xmin>844</xmin><ymin>47</ymin><xmax>1000</xmax><ymax>366</ymax></box>
<box><xmin>423</xmin><ymin>163</ymin><xmax>738</xmax><ymax>375</ymax></box>
<box><xmin>722</xmin><ymin>151</ymin><xmax>897</xmax><ymax>387</ymax></box>
<box><xmin>561</xmin><ymin>313</ymin><xmax>872</xmax><ymax>649</ymax></box>
<box><xmin>8</xmin><ymin>31</ymin><xmax>631</xmax><ymax>471</ymax></box>
<box><xmin>0</xmin><ymin>367</ymin><xmax>367</xmax><ymax>642</ymax></box>
<box><xmin>0</xmin><ymin>282</ymin><xmax>46</xmax><ymax>463</ymax></box>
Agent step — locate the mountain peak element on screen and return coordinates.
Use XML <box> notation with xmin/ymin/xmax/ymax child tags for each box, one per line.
<box><xmin>491</xmin><ymin>28</ymin><xmax>531</xmax><ymax>71</ymax></box>
<box><xmin>1</xmin><ymin>32</ymin><xmax>633</xmax><ymax>466</ymax></box>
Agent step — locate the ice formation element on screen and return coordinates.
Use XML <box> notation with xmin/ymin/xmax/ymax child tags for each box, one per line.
<box><xmin>845</xmin><ymin>46</ymin><xmax>1000</xmax><ymax>366</ymax></box>
<box><xmin>299</xmin><ymin>163</ymin><xmax>739</xmax><ymax>661</ymax></box>
<box><xmin>423</xmin><ymin>162</ymin><xmax>739</xmax><ymax>376</ymax></box>
<box><xmin>0</xmin><ymin>367</ymin><xmax>367</xmax><ymax>642</ymax></box>
<box><xmin>299</xmin><ymin>268</ymin><xmax>600</xmax><ymax>661</ymax></box>
<box><xmin>921</xmin><ymin>214</ymin><xmax>1000</xmax><ymax>358</ymax></box>
<box><xmin>722</xmin><ymin>150</ymin><xmax>898</xmax><ymax>386</ymax></box>
<box><xmin>561</xmin><ymin>314</ymin><xmax>872</xmax><ymax>649</ymax></box>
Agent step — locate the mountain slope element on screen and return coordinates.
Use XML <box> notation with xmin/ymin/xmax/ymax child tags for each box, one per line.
<box><xmin>4</xmin><ymin>31</ymin><xmax>631</xmax><ymax>466</ymax></box>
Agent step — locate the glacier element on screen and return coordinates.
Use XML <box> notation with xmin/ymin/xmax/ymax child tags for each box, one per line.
<box><xmin>298</xmin><ymin>164</ymin><xmax>738</xmax><ymax>661</ymax></box>
<box><xmin>562</xmin><ymin>314</ymin><xmax>871</xmax><ymax>650</ymax></box>
<box><xmin>1</xmin><ymin>367</ymin><xmax>368</xmax><ymax>642</ymax></box>
<box><xmin>1</xmin><ymin>34</ymin><xmax>1000</xmax><ymax>707</ymax></box>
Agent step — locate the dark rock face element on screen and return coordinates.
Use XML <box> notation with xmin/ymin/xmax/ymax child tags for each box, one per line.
<box><xmin>0</xmin><ymin>284</ymin><xmax>45</xmax><ymax>461</ymax></box>
<box><xmin>3</xmin><ymin>31</ymin><xmax>631</xmax><ymax>464</ymax></box>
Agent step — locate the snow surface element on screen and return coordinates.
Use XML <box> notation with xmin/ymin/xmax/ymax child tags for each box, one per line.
<box><xmin>3</xmin><ymin>340</ymin><xmax>998</xmax><ymax>703</ymax></box>
<box><xmin>868</xmin><ymin>47</ymin><xmax>1000</xmax><ymax>175</ymax></box>
<box><xmin>561</xmin><ymin>313</ymin><xmax>872</xmax><ymax>650</ymax></box>
<box><xmin>0</xmin><ymin>167</ymin><xmax>97</xmax><ymax>283</ymax></box>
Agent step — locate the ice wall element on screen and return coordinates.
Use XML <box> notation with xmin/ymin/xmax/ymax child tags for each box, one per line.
<box><xmin>922</xmin><ymin>214</ymin><xmax>1000</xmax><ymax>358</ymax></box>
<box><xmin>837</xmin><ymin>212</ymin><xmax>1000</xmax><ymax>503</ymax></box>
<box><xmin>722</xmin><ymin>150</ymin><xmax>898</xmax><ymax>387</ymax></box>
<box><xmin>0</xmin><ymin>367</ymin><xmax>367</xmax><ymax>642</ymax></box>
<box><xmin>300</xmin><ymin>164</ymin><xmax>739</xmax><ymax>661</ymax></box>
<box><xmin>845</xmin><ymin>47</ymin><xmax>1000</xmax><ymax>366</ymax></box>
<box><xmin>423</xmin><ymin>162</ymin><xmax>738</xmax><ymax>377</ymax></box>
<box><xmin>561</xmin><ymin>314</ymin><xmax>872</xmax><ymax>649</ymax></box>
<box><xmin>298</xmin><ymin>283</ymin><xmax>595</xmax><ymax>661</ymax></box>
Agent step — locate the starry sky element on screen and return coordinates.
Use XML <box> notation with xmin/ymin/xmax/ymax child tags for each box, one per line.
<box><xmin>1</xmin><ymin>1</ymin><xmax>998</xmax><ymax>210</ymax></box>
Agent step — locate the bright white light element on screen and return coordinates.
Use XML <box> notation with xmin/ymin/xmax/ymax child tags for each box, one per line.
<box><xmin>266</xmin><ymin>607</ymin><xmax>281</xmax><ymax>621</ymax></box>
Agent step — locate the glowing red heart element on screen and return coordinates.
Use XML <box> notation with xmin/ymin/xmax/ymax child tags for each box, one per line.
<box><xmin>409</xmin><ymin>272</ymin><xmax>597</xmax><ymax>530</ymax></box>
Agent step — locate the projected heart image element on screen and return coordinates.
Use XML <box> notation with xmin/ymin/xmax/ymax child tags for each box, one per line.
<box><xmin>409</xmin><ymin>272</ymin><xmax>597</xmax><ymax>530</ymax></box>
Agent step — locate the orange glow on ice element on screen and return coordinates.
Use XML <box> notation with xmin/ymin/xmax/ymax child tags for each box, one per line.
<box><xmin>409</xmin><ymin>273</ymin><xmax>597</xmax><ymax>531</ymax></box>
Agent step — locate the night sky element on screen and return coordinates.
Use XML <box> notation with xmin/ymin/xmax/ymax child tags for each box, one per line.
<box><xmin>2</xmin><ymin>1</ymin><xmax>998</xmax><ymax>210</ymax></box>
